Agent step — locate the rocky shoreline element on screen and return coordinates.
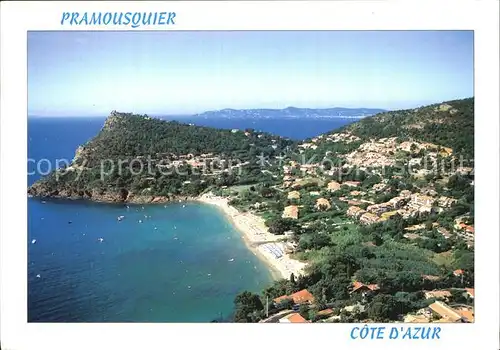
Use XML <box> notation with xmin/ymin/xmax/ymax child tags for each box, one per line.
<box><xmin>27</xmin><ymin>182</ymin><xmax>194</xmax><ymax>204</ymax></box>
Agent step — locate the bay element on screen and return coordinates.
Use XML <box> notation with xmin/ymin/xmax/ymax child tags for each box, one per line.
<box><xmin>27</xmin><ymin>115</ymin><xmax>355</xmax><ymax>322</ymax></box>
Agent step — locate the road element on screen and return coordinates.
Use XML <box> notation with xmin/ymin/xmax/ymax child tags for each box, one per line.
<box><xmin>259</xmin><ymin>309</ymin><xmax>296</xmax><ymax>323</ymax></box>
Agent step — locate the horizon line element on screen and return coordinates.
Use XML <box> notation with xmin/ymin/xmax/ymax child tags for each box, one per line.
<box><xmin>27</xmin><ymin>96</ymin><xmax>474</xmax><ymax>118</ymax></box>
<box><xmin>28</xmin><ymin>105</ymin><xmax>388</xmax><ymax>119</ymax></box>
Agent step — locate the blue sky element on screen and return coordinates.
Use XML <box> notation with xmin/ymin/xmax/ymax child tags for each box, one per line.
<box><xmin>28</xmin><ymin>31</ymin><xmax>473</xmax><ymax>116</ymax></box>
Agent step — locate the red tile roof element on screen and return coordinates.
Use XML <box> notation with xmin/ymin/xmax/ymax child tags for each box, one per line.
<box><xmin>285</xmin><ymin>313</ymin><xmax>308</xmax><ymax>323</ymax></box>
<box><xmin>351</xmin><ymin>281</ymin><xmax>379</xmax><ymax>293</ymax></box>
<box><xmin>453</xmin><ymin>269</ymin><xmax>464</xmax><ymax>276</ymax></box>
<box><xmin>456</xmin><ymin>308</ymin><xmax>474</xmax><ymax>322</ymax></box>
<box><xmin>289</xmin><ymin>289</ymin><xmax>315</xmax><ymax>304</ymax></box>
<box><xmin>274</xmin><ymin>289</ymin><xmax>315</xmax><ymax>305</ymax></box>
<box><xmin>317</xmin><ymin>308</ymin><xmax>334</xmax><ymax>316</ymax></box>
<box><xmin>352</xmin><ymin>281</ymin><xmax>364</xmax><ymax>291</ymax></box>
<box><xmin>273</xmin><ymin>295</ymin><xmax>292</xmax><ymax>304</ymax></box>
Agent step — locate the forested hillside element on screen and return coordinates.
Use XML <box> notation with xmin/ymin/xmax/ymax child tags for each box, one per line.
<box><xmin>28</xmin><ymin>99</ymin><xmax>476</xmax><ymax>323</ymax></box>
<box><xmin>340</xmin><ymin>98</ymin><xmax>474</xmax><ymax>158</ymax></box>
<box><xmin>74</xmin><ymin>111</ymin><xmax>295</xmax><ymax>167</ymax></box>
<box><xmin>27</xmin><ymin>111</ymin><xmax>296</xmax><ymax>202</ymax></box>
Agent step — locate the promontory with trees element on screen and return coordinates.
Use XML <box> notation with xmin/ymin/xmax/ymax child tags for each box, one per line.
<box><xmin>28</xmin><ymin>98</ymin><xmax>475</xmax><ymax>324</ymax></box>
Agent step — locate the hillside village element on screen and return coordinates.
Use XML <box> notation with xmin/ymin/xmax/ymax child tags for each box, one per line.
<box><xmin>27</xmin><ymin>98</ymin><xmax>475</xmax><ymax>324</ymax></box>
<box><xmin>226</xmin><ymin>99</ymin><xmax>475</xmax><ymax>323</ymax></box>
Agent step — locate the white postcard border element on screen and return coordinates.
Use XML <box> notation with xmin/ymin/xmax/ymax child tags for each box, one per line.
<box><xmin>1</xmin><ymin>1</ymin><xmax>499</xmax><ymax>350</ymax></box>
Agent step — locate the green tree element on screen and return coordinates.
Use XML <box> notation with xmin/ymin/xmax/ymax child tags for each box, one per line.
<box><xmin>367</xmin><ymin>294</ymin><xmax>402</xmax><ymax>322</ymax></box>
<box><xmin>299</xmin><ymin>304</ymin><xmax>310</xmax><ymax>320</ymax></box>
<box><xmin>233</xmin><ymin>291</ymin><xmax>264</xmax><ymax>323</ymax></box>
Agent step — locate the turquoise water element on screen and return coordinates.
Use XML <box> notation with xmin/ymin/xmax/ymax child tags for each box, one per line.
<box><xmin>28</xmin><ymin>199</ymin><xmax>273</xmax><ymax>322</ymax></box>
<box><xmin>27</xmin><ymin>116</ymin><xmax>356</xmax><ymax>322</ymax></box>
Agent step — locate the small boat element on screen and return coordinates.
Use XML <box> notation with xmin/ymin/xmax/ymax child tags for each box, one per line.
<box><xmin>98</xmin><ymin>238</ymin><xmax>104</xmax><ymax>242</ymax></box>
<box><xmin>36</xmin><ymin>274</ymin><xmax>41</xmax><ymax>278</ymax></box>
<box><xmin>207</xmin><ymin>273</ymin><xmax>211</xmax><ymax>276</ymax></box>
<box><xmin>41</xmin><ymin>201</ymin><xmax>46</xmax><ymax>204</ymax></box>
<box><xmin>228</xmin><ymin>258</ymin><xmax>234</xmax><ymax>262</ymax></box>
<box><xmin>31</xmin><ymin>239</ymin><xmax>36</xmax><ymax>244</ymax></box>
<box><xmin>138</xmin><ymin>220</ymin><xmax>143</xmax><ymax>223</ymax></box>
<box><xmin>154</xmin><ymin>227</ymin><xmax>158</xmax><ymax>230</ymax></box>
<box><xmin>117</xmin><ymin>216</ymin><xmax>125</xmax><ymax>221</ymax></box>
<box><xmin>68</xmin><ymin>221</ymin><xmax>72</xmax><ymax>224</ymax></box>
<box><xmin>182</xmin><ymin>204</ymin><xmax>186</xmax><ymax>208</ymax></box>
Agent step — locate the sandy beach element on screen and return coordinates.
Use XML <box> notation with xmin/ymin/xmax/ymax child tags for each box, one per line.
<box><xmin>197</xmin><ymin>192</ymin><xmax>307</xmax><ymax>280</ymax></box>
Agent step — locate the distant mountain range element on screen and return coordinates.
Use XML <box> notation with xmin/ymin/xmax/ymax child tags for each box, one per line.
<box><xmin>191</xmin><ymin>107</ymin><xmax>387</xmax><ymax>119</ymax></box>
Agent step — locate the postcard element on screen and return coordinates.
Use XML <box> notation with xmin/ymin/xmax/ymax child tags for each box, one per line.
<box><xmin>1</xmin><ymin>1</ymin><xmax>499</xmax><ymax>350</ymax></box>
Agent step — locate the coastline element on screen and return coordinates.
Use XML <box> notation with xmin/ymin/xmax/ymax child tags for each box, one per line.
<box><xmin>27</xmin><ymin>191</ymin><xmax>193</xmax><ymax>205</ymax></box>
<box><xmin>28</xmin><ymin>190</ymin><xmax>308</xmax><ymax>280</ymax></box>
<box><xmin>197</xmin><ymin>192</ymin><xmax>307</xmax><ymax>281</ymax></box>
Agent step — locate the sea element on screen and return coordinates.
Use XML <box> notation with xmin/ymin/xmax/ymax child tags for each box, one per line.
<box><xmin>27</xmin><ymin>116</ymin><xmax>355</xmax><ymax>322</ymax></box>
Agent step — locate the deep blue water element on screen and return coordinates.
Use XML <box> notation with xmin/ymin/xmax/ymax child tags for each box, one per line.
<box><xmin>27</xmin><ymin>116</ymin><xmax>355</xmax><ymax>322</ymax></box>
<box><xmin>161</xmin><ymin>116</ymin><xmax>355</xmax><ymax>140</ymax></box>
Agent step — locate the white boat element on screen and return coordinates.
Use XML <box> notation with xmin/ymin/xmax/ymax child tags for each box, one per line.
<box><xmin>36</xmin><ymin>274</ymin><xmax>41</xmax><ymax>278</ymax></box>
<box><xmin>138</xmin><ymin>220</ymin><xmax>143</xmax><ymax>223</ymax></box>
<box><xmin>228</xmin><ymin>258</ymin><xmax>235</xmax><ymax>262</ymax></box>
<box><xmin>98</xmin><ymin>238</ymin><xmax>104</xmax><ymax>242</ymax></box>
<box><xmin>31</xmin><ymin>239</ymin><xmax>36</xmax><ymax>244</ymax></box>
<box><xmin>117</xmin><ymin>215</ymin><xmax>125</xmax><ymax>221</ymax></box>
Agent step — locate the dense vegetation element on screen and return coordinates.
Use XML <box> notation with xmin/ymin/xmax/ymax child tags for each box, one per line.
<box><xmin>28</xmin><ymin>111</ymin><xmax>296</xmax><ymax>199</ymax></box>
<box><xmin>340</xmin><ymin>98</ymin><xmax>474</xmax><ymax>158</ymax></box>
<box><xmin>76</xmin><ymin>111</ymin><xmax>295</xmax><ymax>166</ymax></box>
<box><xmin>28</xmin><ymin>99</ymin><xmax>475</xmax><ymax>323</ymax></box>
<box><xmin>227</xmin><ymin>98</ymin><xmax>475</xmax><ymax>323</ymax></box>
